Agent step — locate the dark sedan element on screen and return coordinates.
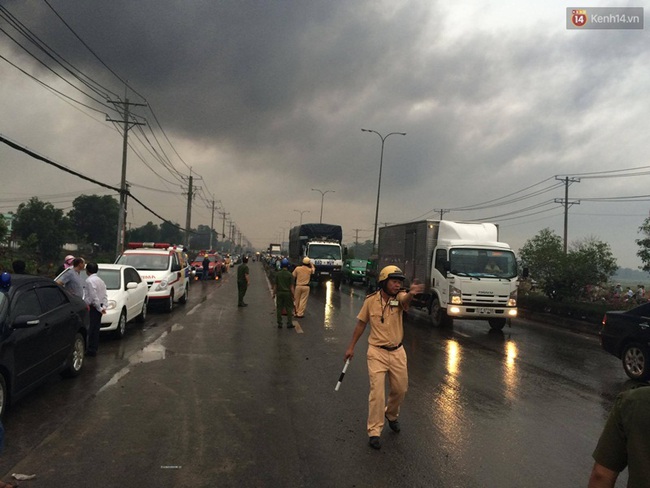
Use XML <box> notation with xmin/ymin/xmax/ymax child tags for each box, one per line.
<box><xmin>601</xmin><ymin>302</ymin><xmax>650</xmax><ymax>380</ymax></box>
<box><xmin>0</xmin><ymin>274</ymin><xmax>89</xmax><ymax>417</ymax></box>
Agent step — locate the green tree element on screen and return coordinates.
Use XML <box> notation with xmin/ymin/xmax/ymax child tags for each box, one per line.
<box><xmin>160</xmin><ymin>221</ymin><xmax>183</xmax><ymax>245</ymax></box>
<box><xmin>68</xmin><ymin>194</ymin><xmax>119</xmax><ymax>251</ymax></box>
<box><xmin>127</xmin><ymin>221</ymin><xmax>160</xmax><ymax>242</ymax></box>
<box><xmin>0</xmin><ymin>214</ymin><xmax>8</xmax><ymax>243</ymax></box>
<box><xmin>519</xmin><ymin>228</ymin><xmax>565</xmax><ymax>297</ymax></box>
<box><xmin>13</xmin><ymin>197</ymin><xmax>69</xmax><ymax>261</ymax></box>
<box><xmin>520</xmin><ymin>229</ymin><xmax>617</xmax><ymax>299</ymax></box>
<box><xmin>636</xmin><ymin>216</ymin><xmax>650</xmax><ymax>272</ymax></box>
<box><xmin>189</xmin><ymin>225</ymin><xmax>218</xmax><ymax>250</ymax></box>
<box><xmin>570</xmin><ymin>237</ymin><xmax>618</xmax><ymax>284</ymax></box>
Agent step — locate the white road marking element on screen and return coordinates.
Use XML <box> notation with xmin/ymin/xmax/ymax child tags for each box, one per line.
<box><xmin>187</xmin><ymin>303</ymin><xmax>202</xmax><ymax>315</ymax></box>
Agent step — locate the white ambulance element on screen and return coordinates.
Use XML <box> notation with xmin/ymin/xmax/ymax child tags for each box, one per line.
<box><xmin>116</xmin><ymin>242</ymin><xmax>191</xmax><ymax>312</ymax></box>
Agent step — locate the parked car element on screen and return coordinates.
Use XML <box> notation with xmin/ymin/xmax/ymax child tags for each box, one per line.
<box><xmin>341</xmin><ymin>259</ymin><xmax>368</xmax><ymax>285</ymax></box>
<box><xmin>601</xmin><ymin>303</ymin><xmax>650</xmax><ymax>380</ymax></box>
<box><xmin>97</xmin><ymin>264</ymin><xmax>148</xmax><ymax>339</ymax></box>
<box><xmin>0</xmin><ymin>273</ymin><xmax>89</xmax><ymax>417</ymax></box>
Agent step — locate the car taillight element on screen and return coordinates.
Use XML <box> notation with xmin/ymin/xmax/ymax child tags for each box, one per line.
<box><xmin>602</xmin><ymin>314</ymin><xmax>607</xmax><ymax>326</ymax></box>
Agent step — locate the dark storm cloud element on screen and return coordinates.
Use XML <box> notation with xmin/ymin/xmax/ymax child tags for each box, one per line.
<box><xmin>3</xmin><ymin>1</ymin><xmax>650</xmax><ymax>263</ymax></box>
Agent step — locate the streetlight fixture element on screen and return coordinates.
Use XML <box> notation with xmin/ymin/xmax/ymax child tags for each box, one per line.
<box><xmin>294</xmin><ymin>209</ymin><xmax>310</xmax><ymax>226</ymax></box>
<box><xmin>361</xmin><ymin>128</ymin><xmax>406</xmax><ymax>253</ymax></box>
<box><xmin>311</xmin><ymin>188</ymin><xmax>335</xmax><ymax>223</ymax></box>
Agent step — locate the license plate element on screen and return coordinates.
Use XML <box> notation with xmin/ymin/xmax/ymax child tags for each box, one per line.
<box><xmin>321</xmin><ymin>272</ymin><xmax>330</xmax><ymax>275</ymax></box>
<box><xmin>478</xmin><ymin>308</ymin><xmax>492</xmax><ymax>315</ymax></box>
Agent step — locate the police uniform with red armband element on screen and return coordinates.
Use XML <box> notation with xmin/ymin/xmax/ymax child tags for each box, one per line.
<box><xmin>343</xmin><ymin>265</ymin><xmax>424</xmax><ymax>450</ymax></box>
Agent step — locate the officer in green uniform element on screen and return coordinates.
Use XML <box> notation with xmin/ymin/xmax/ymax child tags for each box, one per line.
<box><xmin>237</xmin><ymin>256</ymin><xmax>250</xmax><ymax>307</ymax></box>
<box><xmin>588</xmin><ymin>386</ymin><xmax>650</xmax><ymax>487</ymax></box>
<box><xmin>273</xmin><ymin>258</ymin><xmax>295</xmax><ymax>328</ymax></box>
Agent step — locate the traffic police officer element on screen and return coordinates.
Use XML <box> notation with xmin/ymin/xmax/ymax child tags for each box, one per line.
<box><xmin>344</xmin><ymin>265</ymin><xmax>424</xmax><ymax>450</ymax></box>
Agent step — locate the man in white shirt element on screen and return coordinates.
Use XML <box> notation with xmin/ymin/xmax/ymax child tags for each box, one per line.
<box><xmin>83</xmin><ymin>262</ymin><xmax>107</xmax><ymax>357</ymax></box>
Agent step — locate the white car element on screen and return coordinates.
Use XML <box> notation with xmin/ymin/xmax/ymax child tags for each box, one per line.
<box><xmin>97</xmin><ymin>264</ymin><xmax>148</xmax><ymax>339</ymax></box>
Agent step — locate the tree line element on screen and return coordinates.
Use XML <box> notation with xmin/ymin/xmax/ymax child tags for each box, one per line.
<box><xmin>0</xmin><ymin>194</ymin><xmax>233</xmax><ymax>263</ymax></box>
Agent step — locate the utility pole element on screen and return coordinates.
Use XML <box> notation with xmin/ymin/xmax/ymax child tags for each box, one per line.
<box><xmin>183</xmin><ymin>172</ymin><xmax>201</xmax><ymax>248</ymax></box>
<box><xmin>107</xmin><ymin>97</ymin><xmax>145</xmax><ymax>258</ymax></box>
<box><xmin>554</xmin><ymin>176</ymin><xmax>581</xmax><ymax>254</ymax></box>
<box><xmin>433</xmin><ymin>209</ymin><xmax>449</xmax><ymax>220</ymax></box>
<box><xmin>208</xmin><ymin>200</ymin><xmax>218</xmax><ymax>249</ymax></box>
<box><xmin>228</xmin><ymin>220</ymin><xmax>234</xmax><ymax>253</ymax></box>
<box><xmin>352</xmin><ymin>228</ymin><xmax>366</xmax><ymax>246</ymax></box>
<box><xmin>219</xmin><ymin>210</ymin><xmax>230</xmax><ymax>247</ymax></box>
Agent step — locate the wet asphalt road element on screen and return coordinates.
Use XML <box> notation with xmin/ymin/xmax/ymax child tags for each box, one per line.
<box><xmin>0</xmin><ymin>262</ymin><xmax>638</xmax><ymax>487</ymax></box>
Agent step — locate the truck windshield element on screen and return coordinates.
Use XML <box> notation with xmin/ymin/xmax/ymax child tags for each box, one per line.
<box><xmin>308</xmin><ymin>244</ymin><xmax>341</xmax><ymax>260</ymax></box>
<box><xmin>449</xmin><ymin>249</ymin><xmax>517</xmax><ymax>278</ymax></box>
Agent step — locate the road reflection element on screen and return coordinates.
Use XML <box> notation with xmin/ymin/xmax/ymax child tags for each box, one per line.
<box><xmin>433</xmin><ymin>339</ymin><xmax>466</xmax><ymax>447</ymax></box>
<box><xmin>504</xmin><ymin>340</ymin><xmax>518</xmax><ymax>401</ymax></box>
<box><xmin>323</xmin><ymin>281</ymin><xmax>335</xmax><ymax>329</ymax></box>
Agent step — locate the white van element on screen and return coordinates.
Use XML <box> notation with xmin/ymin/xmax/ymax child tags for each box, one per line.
<box><xmin>116</xmin><ymin>242</ymin><xmax>190</xmax><ymax>312</ymax></box>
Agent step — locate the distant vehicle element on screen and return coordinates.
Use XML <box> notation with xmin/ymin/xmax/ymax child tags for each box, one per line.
<box><xmin>0</xmin><ymin>274</ymin><xmax>89</xmax><ymax>417</ymax></box>
<box><xmin>97</xmin><ymin>264</ymin><xmax>148</xmax><ymax>339</ymax></box>
<box><xmin>116</xmin><ymin>242</ymin><xmax>190</xmax><ymax>313</ymax></box>
<box><xmin>268</xmin><ymin>244</ymin><xmax>282</xmax><ymax>257</ymax></box>
<box><xmin>601</xmin><ymin>303</ymin><xmax>650</xmax><ymax>380</ymax></box>
<box><xmin>288</xmin><ymin>223</ymin><xmax>345</xmax><ymax>289</ymax></box>
<box><xmin>342</xmin><ymin>259</ymin><xmax>368</xmax><ymax>285</ymax></box>
<box><xmin>190</xmin><ymin>253</ymin><xmax>223</xmax><ymax>280</ymax></box>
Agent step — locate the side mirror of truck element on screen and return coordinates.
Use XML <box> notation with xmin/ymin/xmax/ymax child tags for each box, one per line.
<box><xmin>343</xmin><ymin>246</ymin><xmax>348</xmax><ymax>258</ymax></box>
<box><xmin>522</xmin><ymin>267</ymin><xmax>529</xmax><ymax>278</ymax></box>
<box><xmin>443</xmin><ymin>260</ymin><xmax>451</xmax><ymax>274</ymax></box>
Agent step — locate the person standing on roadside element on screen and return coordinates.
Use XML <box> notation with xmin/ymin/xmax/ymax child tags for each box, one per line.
<box><xmin>273</xmin><ymin>258</ymin><xmax>294</xmax><ymax>328</ymax></box>
<box><xmin>343</xmin><ymin>265</ymin><xmax>424</xmax><ymax>450</ymax></box>
<box><xmin>292</xmin><ymin>257</ymin><xmax>314</xmax><ymax>318</ymax></box>
<box><xmin>56</xmin><ymin>257</ymin><xmax>85</xmax><ymax>298</ymax></box>
<box><xmin>202</xmin><ymin>255</ymin><xmax>210</xmax><ymax>280</ymax></box>
<box><xmin>237</xmin><ymin>256</ymin><xmax>250</xmax><ymax>307</ymax></box>
<box><xmin>83</xmin><ymin>262</ymin><xmax>107</xmax><ymax>356</ymax></box>
<box><xmin>588</xmin><ymin>386</ymin><xmax>650</xmax><ymax>488</ymax></box>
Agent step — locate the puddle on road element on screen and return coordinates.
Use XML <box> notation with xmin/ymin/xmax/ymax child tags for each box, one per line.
<box><xmin>98</xmin><ymin>324</ymin><xmax>184</xmax><ymax>394</ymax></box>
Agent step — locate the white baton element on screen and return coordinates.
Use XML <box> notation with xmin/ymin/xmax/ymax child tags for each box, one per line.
<box><xmin>334</xmin><ymin>359</ymin><xmax>351</xmax><ymax>391</ymax></box>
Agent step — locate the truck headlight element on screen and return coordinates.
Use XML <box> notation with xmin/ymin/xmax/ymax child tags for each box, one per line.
<box><xmin>507</xmin><ymin>289</ymin><xmax>517</xmax><ymax>307</ymax></box>
<box><xmin>450</xmin><ymin>285</ymin><xmax>462</xmax><ymax>305</ymax></box>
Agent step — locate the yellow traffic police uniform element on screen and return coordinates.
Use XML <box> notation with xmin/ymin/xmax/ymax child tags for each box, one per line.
<box><xmin>357</xmin><ymin>290</ymin><xmax>409</xmax><ymax>437</ymax></box>
<box><xmin>292</xmin><ymin>265</ymin><xmax>313</xmax><ymax>317</ymax></box>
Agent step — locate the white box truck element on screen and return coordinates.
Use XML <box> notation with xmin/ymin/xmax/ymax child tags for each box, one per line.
<box><xmin>377</xmin><ymin>220</ymin><xmax>521</xmax><ymax>330</ymax></box>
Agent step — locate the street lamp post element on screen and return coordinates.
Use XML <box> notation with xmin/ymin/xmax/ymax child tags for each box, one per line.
<box><xmin>361</xmin><ymin>128</ymin><xmax>406</xmax><ymax>253</ymax></box>
<box><xmin>294</xmin><ymin>209</ymin><xmax>310</xmax><ymax>226</ymax></box>
<box><xmin>311</xmin><ymin>188</ymin><xmax>335</xmax><ymax>223</ymax></box>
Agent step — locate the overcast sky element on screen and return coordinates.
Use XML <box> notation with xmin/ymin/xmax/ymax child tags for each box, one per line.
<box><xmin>2</xmin><ymin>0</ymin><xmax>650</xmax><ymax>269</ymax></box>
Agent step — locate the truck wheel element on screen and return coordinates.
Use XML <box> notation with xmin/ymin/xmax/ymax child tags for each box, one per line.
<box><xmin>622</xmin><ymin>343</ymin><xmax>650</xmax><ymax>380</ymax></box>
<box><xmin>488</xmin><ymin>318</ymin><xmax>507</xmax><ymax>331</ymax></box>
<box><xmin>430</xmin><ymin>298</ymin><xmax>452</xmax><ymax>328</ymax></box>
